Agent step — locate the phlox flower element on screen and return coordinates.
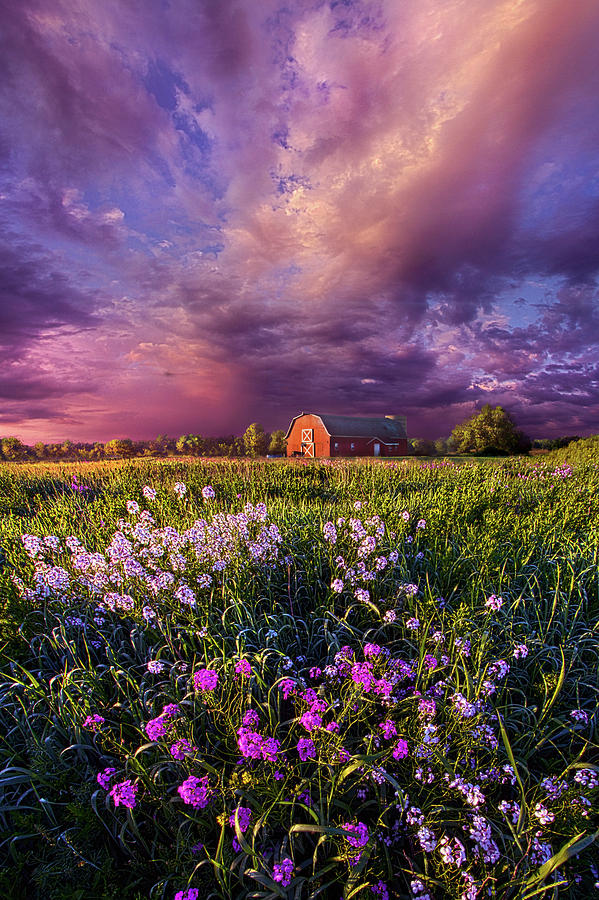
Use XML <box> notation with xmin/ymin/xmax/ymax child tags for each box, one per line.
<box><xmin>401</xmin><ymin>510</ymin><xmax>410</xmax><ymax>521</ymax></box>
<box><xmin>145</xmin><ymin>715</ymin><xmax>169</xmax><ymax>741</ymax></box>
<box><xmin>177</xmin><ymin>775</ymin><xmax>213</xmax><ymax>809</ymax></box>
<box><xmin>229</xmin><ymin>806</ymin><xmax>252</xmax><ymax>832</ymax></box>
<box><xmin>533</xmin><ymin>802</ymin><xmax>555</xmax><ymax>824</ymax></box>
<box><xmin>570</xmin><ymin>709</ymin><xmax>589</xmax><ymax>724</ymax></box>
<box><xmin>83</xmin><ymin>714</ymin><xmax>105</xmax><ymax>730</ymax></box>
<box><xmin>417</xmin><ymin>519</ymin><xmax>426</xmax><ymax>529</ymax></box>
<box><xmin>379</xmin><ymin>719</ymin><xmax>397</xmax><ymax>739</ymax></box>
<box><xmin>174</xmin><ymin>482</ymin><xmax>187</xmax><ymax>497</ymax></box>
<box><xmin>392</xmin><ymin>739</ymin><xmax>409</xmax><ymax>760</ymax></box>
<box><xmin>300</xmin><ymin>711</ymin><xmax>322</xmax><ymax>732</ymax></box>
<box><xmin>126</xmin><ymin>500</ymin><xmax>140</xmax><ymax>514</ymax></box>
<box><xmin>147</xmin><ymin>660</ymin><xmax>165</xmax><ymax>674</ymax></box>
<box><xmin>110</xmin><ymin>779</ymin><xmax>138</xmax><ymax>809</ymax></box>
<box><xmin>406</xmin><ymin>617</ymin><xmax>420</xmax><ymax>630</ymax></box>
<box><xmin>371</xmin><ymin>881</ymin><xmax>389</xmax><ymax>899</ymax></box>
<box><xmin>97</xmin><ymin>767</ymin><xmax>116</xmax><ymax>790</ymax></box>
<box><xmin>142</xmin><ymin>485</ymin><xmax>157</xmax><ymax>500</ymax></box>
<box><xmin>485</xmin><ymin>594</ymin><xmax>503</xmax><ymax>612</ymax></box>
<box><xmin>383</xmin><ymin>609</ymin><xmax>397</xmax><ymax>623</ymax></box>
<box><xmin>235</xmin><ymin>659</ymin><xmax>251</xmax><ymax>677</ymax></box>
<box><xmin>170</xmin><ymin>739</ymin><xmax>196</xmax><ymax>760</ymax></box>
<box><xmin>273</xmin><ymin>857</ymin><xmax>294</xmax><ymax>887</ymax></box>
<box><xmin>201</xmin><ymin>485</ymin><xmax>215</xmax><ymax>500</ymax></box>
<box><xmin>193</xmin><ymin>669</ymin><xmax>218</xmax><ymax>691</ymax></box>
<box><xmin>439</xmin><ymin>835</ymin><xmax>466</xmax><ymax>867</ymax></box>
<box><xmin>513</xmin><ymin>643</ymin><xmax>528</xmax><ymax>659</ymax></box>
<box><xmin>331</xmin><ymin>578</ymin><xmax>344</xmax><ymax>593</ymax></box>
<box><xmin>174</xmin><ymin>890</ymin><xmax>199</xmax><ymax>900</ymax></box>
<box><xmin>297</xmin><ymin>737</ymin><xmax>316</xmax><ymax>761</ymax></box>
<box><xmin>417</xmin><ymin>827</ymin><xmax>437</xmax><ymax>852</ymax></box>
<box><xmin>162</xmin><ymin>703</ymin><xmax>181</xmax><ymax>717</ymax></box>
<box><xmin>242</xmin><ymin>709</ymin><xmax>259</xmax><ymax>728</ymax></box>
<box><xmin>343</xmin><ymin>821</ymin><xmax>369</xmax><ymax>848</ymax></box>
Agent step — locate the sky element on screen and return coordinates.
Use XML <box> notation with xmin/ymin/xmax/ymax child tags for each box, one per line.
<box><xmin>1</xmin><ymin>0</ymin><xmax>599</xmax><ymax>443</ymax></box>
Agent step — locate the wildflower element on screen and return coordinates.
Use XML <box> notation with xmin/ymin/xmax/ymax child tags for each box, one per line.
<box><xmin>126</xmin><ymin>500</ymin><xmax>140</xmax><ymax>514</ymax></box>
<box><xmin>423</xmin><ymin>655</ymin><xmax>437</xmax><ymax>672</ymax></box>
<box><xmin>162</xmin><ymin>703</ymin><xmax>181</xmax><ymax>718</ymax></box>
<box><xmin>142</xmin><ymin>605</ymin><xmax>157</xmax><ymax>622</ymax></box>
<box><xmin>403</xmin><ymin>583</ymin><xmax>419</xmax><ymax>596</ymax></box>
<box><xmin>297</xmin><ymin>737</ymin><xmax>316</xmax><ymax>761</ymax></box>
<box><xmin>97</xmin><ymin>767</ymin><xmax>116</xmax><ymax>790</ymax></box>
<box><xmin>235</xmin><ymin>659</ymin><xmax>251</xmax><ymax>677</ymax></box>
<box><xmin>309</xmin><ymin>666</ymin><xmax>322</xmax><ymax>679</ymax></box>
<box><xmin>110</xmin><ymin>779</ymin><xmax>138</xmax><ymax>809</ymax></box>
<box><xmin>201</xmin><ymin>485</ymin><xmax>215</xmax><ymax>500</ymax></box>
<box><xmin>147</xmin><ymin>660</ymin><xmax>165</xmax><ymax>674</ymax></box>
<box><xmin>371</xmin><ymin>881</ymin><xmax>390</xmax><ymax>900</ymax></box>
<box><xmin>242</xmin><ymin>709</ymin><xmax>259</xmax><ymax>727</ymax></box>
<box><xmin>513</xmin><ymin>643</ymin><xmax>528</xmax><ymax>659</ymax></box>
<box><xmin>174</xmin><ymin>482</ymin><xmax>187</xmax><ymax>497</ymax></box>
<box><xmin>83</xmin><ymin>714</ymin><xmax>105</xmax><ymax>730</ymax></box>
<box><xmin>174</xmin><ymin>889</ymin><xmax>199</xmax><ymax>900</ymax></box>
<box><xmin>401</xmin><ymin>511</ymin><xmax>410</xmax><ymax>521</ymax></box>
<box><xmin>392</xmin><ymin>739</ymin><xmax>409</xmax><ymax>760</ymax></box>
<box><xmin>439</xmin><ymin>835</ymin><xmax>466</xmax><ymax>867</ymax></box>
<box><xmin>273</xmin><ymin>858</ymin><xmax>294</xmax><ymax>887</ymax></box>
<box><xmin>142</xmin><ymin>485</ymin><xmax>157</xmax><ymax>501</ymax></box>
<box><xmin>355</xmin><ymin>588</ymin><xmax>370</xmax><ymax>603</ymax></box>
<box><xmin>170</xmin><ymin>739</ymin><xmax>196</xmax><ymax>760</ymax></box>
<box><xmin>177</xmin><ymin>775</ymin><xmax>213</xmax><ymax>809</ymax></box>
<box><xmin>533</xmin><ymin>802</ymin><xmax>555</xmax><ymax>825</ymax></box>
<box><xmin>383</xmin><ymin>609</ymin><xmax>397</xmax><ymax>623</ymax></box>
<box><xmin>300</xmin><ymin>710</ymin><xmax>322</xmax><ymax>732</ymax></box>
<box><xmin>145</xmin><ymin>716</ymin><xmax>169</xmax><ymax>740</ymax></box>
<box><xmin>417</xmin><ymin>519</ymin><xmax>426</xmax><ymax>529</ymax></box>
<box><xmin>573</xmin><ymin>769</ymin><xmax>599</xmax><ymax>789</ymax></box>
<box><xmin>485</xmin><ymin>594</ymin><xmax>503</xmax><ymax>612</ymax></box>
<box><xmin>323</xmin><ymin>521</ymin><xmax>337</xmax><ymax>543</ymax></box>
<box><xmin>229</xmin><ymin>806</ymin><xmax>252</xmax><ymax>832</ymax></box>
<box><xmin>331</xmin><ymin>578</ymin><xmax>344</xmax><ymax>593</ymax></box>
<box><xmin>379</xmin><ymin>719</ymin><xmax>397</xmax><ymax>739</ymax></box>
<box><xmin>193</xmin><ymin>669</ymin><xmax>218</xmax><ymax>691</ymax></box>
<box><xmin>406</xmin><ymin>617</ymin><xmax>420</xmax><ymax>630</ymax></box>
<box><xmin>343</xmin><ymin>821</ymin><xmax>369</xmax><ymax>848</ymax></box>
<box><xmin>570</xmin><ymin>709</ymin><xmax>589</xmax><ymax>724</ymax></box>
<box><xmin>417</xmin><ymin>826</ymin><xmax>437</xmax><ymax>852</ymax></box>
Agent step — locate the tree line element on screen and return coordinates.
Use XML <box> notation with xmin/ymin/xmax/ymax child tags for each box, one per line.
<box><xmin>0</xmin><ymin>424</ymin><xmax>287</xmax><ymax>462</ymax></box>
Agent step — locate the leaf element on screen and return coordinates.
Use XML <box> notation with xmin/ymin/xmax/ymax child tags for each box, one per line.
<box><xmin>523</xmin><ymin>829</ymin><xmax>599</xmax><ymax>895</ymax></box>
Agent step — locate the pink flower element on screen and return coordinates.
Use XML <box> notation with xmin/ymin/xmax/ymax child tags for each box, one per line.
<box><xmin>193</xmin><ymin>669</ymin><xmax>218</xmax><ymax>691</ymax></box>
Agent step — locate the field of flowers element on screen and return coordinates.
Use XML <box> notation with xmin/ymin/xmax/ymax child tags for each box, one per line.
<box><xmin>0</xmin><ymin>456</ymin><xmax>598</xmax><ymax>900</ymax></box>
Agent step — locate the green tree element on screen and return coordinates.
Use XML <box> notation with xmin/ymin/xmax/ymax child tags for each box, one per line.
<box><xmin>410</xmin><ymin>438</ymin><xmax>435</xmax><ymax>457</ymax></box>
<box><xmin>176</xmin><ymin>434</ymin><xmax>205</xmax><ymax>456</ymax></box>
<box><xmin>0</xmin><ymin>436</ymin><xmax>28</xmax><ymax>461</ymax></box>
<box><xmin>434</xmin><ymin>438</ymin><xmax>448</xmax><ymax>456</ymax></box>
<box><xmin>243</xmin><ymin>423</ymin><xmax>268</xmax><ymax>458</ymax></box>
<box><xmin>268</xmin><ymin>429</ymin><xmax>287</xmax><ymax>455</ymax></box>
<box><xmin>451</xmin><ymin>405</ymin><xmax>529</xmax><ymax>455</ymax></box>
<box><xmin>105</xmin><ymin>438</ymin><xmax>138</xmax><ymax>459</ymax></box>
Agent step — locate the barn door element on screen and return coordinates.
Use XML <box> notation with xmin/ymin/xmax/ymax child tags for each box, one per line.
<box><xmin>373</xmin><ymin>442</ymin><xmax>380</xmax><ymax>456</ymax></box>
<box><xmin>302</xmin><ymin>442</ymin><xmax>315</xmax><ymax>457</ymax></box>
<box><xmin>301</xmin><ymin>427</ymin><xmax>314</xmax><ymax>457</ymax></box>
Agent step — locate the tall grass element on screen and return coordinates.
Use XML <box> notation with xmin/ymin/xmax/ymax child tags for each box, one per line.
<box><xmin>0</xmin><ymin>457</ymin><xmax>598</xmax><ymax>899</ymax></box>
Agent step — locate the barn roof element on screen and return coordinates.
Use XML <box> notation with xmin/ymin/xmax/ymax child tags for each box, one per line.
<box><xmin>285</xmin><ymin>413</ymin><xmax>407</xmax><ymax>440</ymax></box>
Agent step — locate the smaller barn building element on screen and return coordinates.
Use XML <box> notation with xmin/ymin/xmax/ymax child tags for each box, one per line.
<box><xmin>285</xmin><ymin>412</ymin><xmax>408</xmax><ymax>458</ymax></box>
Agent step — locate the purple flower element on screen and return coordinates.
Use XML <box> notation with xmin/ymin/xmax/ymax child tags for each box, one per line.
<box><xmin>83</xmin><ymin>714</ymin><xmax>105</xmax><ymax>730</ymax></box>
<box><xmin>300</xmin><ymin>711</ymin><xmax>322</xmax><ymax>732</ymax></box>
<box><xmin>96</xmin><ymin>767</ymin><xmax>116</xmax><ymax>790</ymax></box>
<box><xmin>174</xmin><ymin>890</ymin><xmax>199</xmax><ymax>900</ymax></box>
<box><xmin>110</xmin><ymin>779</ymin><xmax>138</xmax><ymax>809</ymax></box>
<box><xmin>193</xmin><ymin>669</ymin><xmax>218</xmax><ymax>691</ymax></box>
<box><xmin>331</xmin><ymin>578</ymin><xmax>344</xmax><ymax>593</ymax></box>
<box><xmin>242</xmin><ymin>709</ymin><xmax>260</xmax><ymax>728</ymax></box>
<box><xmin>297</xmin><ymin>737</ymin><xmax>316</xmax><ymax>761</ymax></box>
<box><xmin>279</xmin><ymin>678</ymin><xmax>296</xmax><ymax>699</ymax></box>
<box><xmin>406</xmin><ymin>617</ymin><xmax>420</xmax><ymax>630</ymax></box>
<box><xmin>177</xmin><ymin>775</ymin><xmax>214</xmax><ymax>809</ymax></box>
<box><xmin>273</xmin><ymin>857</ymin><xmax>294</xmax><ymax>887</ymax></box>
<box><xmin>147</xmin><ymin>660</ymin><xmax>165</xmax><ymax>674</ymax></box>
<box><xmin>229</xmin><ymin>806</ymin><xmax>252</xmax><ymax>832</ymax></box>
<box><xmin>174</xmin><ymin>482</ymin><xmax>187</xmax><ymax>497</ymax></box>
<box><xmin>417</xmin><ymin>519</ymin><xmax>426</xmax><ymax>529</ymax></box>
<box><xmin>485</xmin><ymin>594</ymin><xmax>503</xmax><ymax>612</ymax></box>
<box><xmin>142</xmin><ymin>485</ymin><xmax>157</xmax><ymax>501</ymax></box>
<box><xmin>162</xmin><ymin>703</ymin><xmax>181</xmax><ymax>718</ymax></box>
<box><xmin>379</xmin><ymin>719</ymin><xmax>397</xmax><ymax>740</ymax></box>
<box><xmin>145</xmin><ymin>715</ymin><xmax>169</xmax><ymax>741</ymax></box>
<box><xmin>343</xmin><ymin>821</ymin><xmax>369</xmax><ymax>848</ymax></box>
<box><xmin>201</xmin><ymin>485</ymin><xmax>215</xmax><ymax>500</ymax></box>
<box><xmin>392</xmin><ymin>739</ymin><xmax>409</xmax><ymax>760</ymax></box>
<box><xmin>170</xmin><ymin>739</ymin><xmax>196</xmax><ymax>760</ymax></box>
<box><xmin>235</xmin><ymin>659</ymin><xmax>251</xmax><ymax>677</ymax></box>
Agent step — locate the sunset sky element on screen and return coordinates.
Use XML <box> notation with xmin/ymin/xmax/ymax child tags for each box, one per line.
<box><xmin>1</xmin><ymin>0</ymin><xmax>598</xmax><ymax>442</ymax></box>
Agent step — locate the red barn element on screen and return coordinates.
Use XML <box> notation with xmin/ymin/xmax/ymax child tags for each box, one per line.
<box><xmin>285</xmin><ymin>413</ymin><xmax>408</xmax><ymax>458</ymax></box>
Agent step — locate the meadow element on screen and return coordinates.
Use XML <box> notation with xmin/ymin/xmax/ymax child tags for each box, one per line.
<box><xmin>0</xmin><ymin>455</ymin><xmax>598</xmax><ymax>900</ymax></box>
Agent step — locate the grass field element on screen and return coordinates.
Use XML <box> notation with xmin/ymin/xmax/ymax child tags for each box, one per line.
<box><xmin>0</xmin><ymin>456</ymin><xmax>598</xmax><ymax>900</ymax></box>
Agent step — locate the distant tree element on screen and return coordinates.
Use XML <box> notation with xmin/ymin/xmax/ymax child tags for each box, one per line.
<box><xmin>434</xmin><ymin>438</ymin><xmax>448</xmax><ymax>456</ymax></box>
<box><xmin>0</xmin><ymin>436</ymin><xmax>28</xmax><ymax>461</ymax></box>
<box><xmin>410</xmin><ymin>438</ymin><xmax>435</xmax><ymax>457</ymax></box>
<box><xmin>176</xmin><ymin>434</ymin><xmax>205</xmax><ymax>456</ymax></box>
<box><xmin>33</xmin><ymin>441</ymin><xmax>47</xmax><ymax>460</ymax></box>
<box><xmin>451</xmin><ymin>405</ymin><xmax>530</xmax><ymax>455</ymax></box>
<box><xmin>243</xmin><ymin>423</ymin><xmax>268</xmax><ymax>458</ymax></box>
<box><xmin>89</xmin><ymin>443</ymin><xmax>105</xmax><ymax>460</ymax></box>
<box><xmin>105</xmin><ymin>438</ymin><xmax>137</xmax><ymax>459</ymax></box>
<box><xmin>268</xmin><ymin>429</ymin><xmax>287</xmax><ymax>455</ymax></box>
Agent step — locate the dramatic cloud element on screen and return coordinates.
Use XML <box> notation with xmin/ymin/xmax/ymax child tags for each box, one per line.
<box><xmin>1</xmin><ymin>0</ymin><xmax>598</xmax><ymax>441</ymax></box>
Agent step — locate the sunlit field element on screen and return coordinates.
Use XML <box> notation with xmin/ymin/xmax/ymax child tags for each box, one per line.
<box><xmin>1</xmin><ymin>456</ymin><xmax>598</xmax><ymax>900</ymax></box>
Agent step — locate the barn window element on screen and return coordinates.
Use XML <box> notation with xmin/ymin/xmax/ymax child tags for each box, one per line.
<box><xmin>334</xmin><ymin>442</ymin><xmax>339</xmax><ymax>449</ymax></box>
<box><xmin>350</xmin><ymin>442</ymin><xmax>355</xmax><ymax>450</ymax></box>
